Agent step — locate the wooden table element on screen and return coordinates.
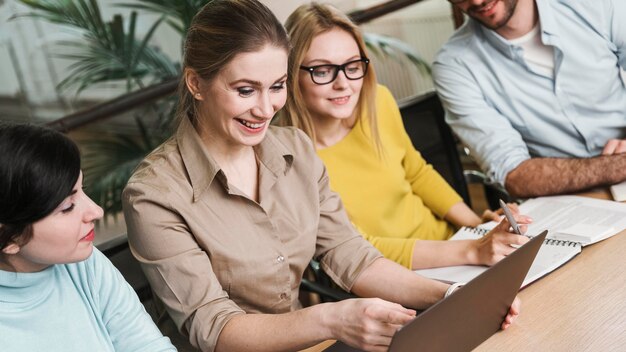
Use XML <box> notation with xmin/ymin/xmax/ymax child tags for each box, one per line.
<box><xmin>300</xmin><ymin>341</ymin><xmax>336</xmax><ymax>352</ymax></box>
<box><xmin>310</xmin><ymin>191</ymin><xmax>626</xmax><ymax>351</ymax></box>
<box><xmin>308</xmin><ymin>231</ymin><xmax>626</xmax><ymax>352</ymax></box>
<box><xmin>474</xmin><ymin>228</ymin><xmax>626</xmax><ymax>351</ymax></box>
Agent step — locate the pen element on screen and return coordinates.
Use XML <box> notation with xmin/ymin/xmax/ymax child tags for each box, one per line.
<box><xmin>499</xmin><ymin>199</ymin><xmax>522</xmax><ymax>235</ymax></box>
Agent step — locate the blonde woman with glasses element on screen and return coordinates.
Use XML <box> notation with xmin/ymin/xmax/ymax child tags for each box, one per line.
<box><xmin>281</xmin><ymin>3</ymin><xmax>531</xmax><ymax>271</ymax></box>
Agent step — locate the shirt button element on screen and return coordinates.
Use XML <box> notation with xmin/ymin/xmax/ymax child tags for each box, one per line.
<box><xmin>276</xmin><ymin>255</ymin><xmax>284</xmax><ymax>263</ymax></box>
<box><xmin>279</xmin><ymin>293</ymin><xmax>287</xmax><ymax>300</ymax></box>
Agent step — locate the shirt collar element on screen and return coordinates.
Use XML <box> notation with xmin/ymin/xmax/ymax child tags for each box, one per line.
<box><xmin>535</xmin><ymin>0</ymin><xmax>558</xmax><ymax>37</ymax></box>
<box><xmin>0</xmin><ymin>264</ymin><xmax>55</xmax><ymax>303</ymax></box>
<box><xmin>474</xmin><ymin>20</ymin><xmax>517</xmax><ymax>59</ymax></box>
<box><xmin>255</xmin><ymin>126</ymin><xmax>294</xmax><ymax>180</ymax></box>
<box><xmin>176</xmin><ymin>117</ymin><xmax>294</xmax><ymax>202</ymax></box>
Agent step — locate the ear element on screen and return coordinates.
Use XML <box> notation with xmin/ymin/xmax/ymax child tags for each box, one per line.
<box><xmin>2</xmin><ymin>243</ymin><xmax>20</xmax><ymax>255</ymax></box>
<box><xmin>184</xmin><ymin>68</ymin><xmax>204</xmax><ymax>101</ymax></box>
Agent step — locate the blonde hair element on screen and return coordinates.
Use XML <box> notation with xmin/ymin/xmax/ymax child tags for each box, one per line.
<box><xmin>280</xmin><ymin>3</ymin><xmax>381</xmax><ymax>151</ymax></box>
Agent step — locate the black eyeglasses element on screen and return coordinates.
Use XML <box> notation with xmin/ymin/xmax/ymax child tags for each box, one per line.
<box><xmin>300</xmin><ymin>57</ymin><xmax>369</xmax><ymax>85</ymax></box>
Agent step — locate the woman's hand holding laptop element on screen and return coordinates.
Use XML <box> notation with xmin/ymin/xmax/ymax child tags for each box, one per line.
<box><xmin>322</xmin><ymin>298</ymin><xmax>416</xmax><ymax>352</ymax></box>
<box><xmin>323</xmin><ymin>290</ymin><xmax>521</xmax><ymax>351</ymax></box>
<box><xmin>502</xmin><ymin>297</ymin><xmax>522</xmax><ymax>330</ymax></box>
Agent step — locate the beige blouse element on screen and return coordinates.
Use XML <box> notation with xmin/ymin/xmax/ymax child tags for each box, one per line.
<box><xmin>122</xmin><ymin>117</ymin><xmax>382</xmax><ymax>351</ymax></box>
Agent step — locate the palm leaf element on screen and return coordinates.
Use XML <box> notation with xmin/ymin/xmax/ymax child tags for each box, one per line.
<box><xmin>80</xmin><ymin>94</ymin><xmax>176</xmax><ymax>214</ymax></box>
<box><xmin>117</xmin><ymin>0</ymin><xmax>211</xmax><ymax>35</ymax></box>
<box><xmin>15</xmin><ymin>0</ymin><xmax>181</xmax><ymax>217</ymax></box>
<box><xmin>16</xmin><ymin>0</ymin><xmax>177</xmax><ymax>94</ymax></box>
<box><xmin>15</xmin><ymin>0</ymin><xmax>111</xmax><ymax>41</ymax></box>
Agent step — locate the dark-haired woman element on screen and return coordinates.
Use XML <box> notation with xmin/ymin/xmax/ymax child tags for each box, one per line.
<box><xmin>122</xmin><ymin>1</ymin><xmax>521</xmax><ymax>351</ymax></box>
<box><xmin>0</xmin><ymin>123</ymin><xmax>175</xmax><ymax>352</ymax></box>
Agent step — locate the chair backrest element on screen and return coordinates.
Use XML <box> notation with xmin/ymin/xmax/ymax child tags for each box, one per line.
<box><xmin>301</xmin><ymin>260</ymin><xmax>356</xmax><ymax>303</ymax></box>
<box><xmin>397</xmin><ymin>91</ymin><xmax>472</xmax><ymax>207</ymax></box>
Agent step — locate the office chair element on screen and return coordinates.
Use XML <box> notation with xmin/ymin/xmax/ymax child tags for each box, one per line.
<box><xmin>397</xmin><ymin>91</ymin><xmax>513</xmax><ymax>210</ymax></box>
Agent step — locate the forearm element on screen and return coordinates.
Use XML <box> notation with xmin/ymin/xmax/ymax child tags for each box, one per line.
<box><xmin>351</xmin><ymin>258</ymin><xmax>448</xmax><ymax>310</ymax></box>
<box><xmin>216</xmin><ymin>304</ymin><xmax>330</xmax><ymax>352</ymax></box>
<box><xmin>443</xmin><ymin>201</ymin><xmax>481</xmax><ymax>228</ymax></box>
<box><xmin>411</xmin><ymin>239</ymin><xmax>476</xmax><ymax>270</ymax></box>
<box><xmin>505</xmin><ymin>155</ymin><xmax>626</xmax><ymax>198</ymax></box>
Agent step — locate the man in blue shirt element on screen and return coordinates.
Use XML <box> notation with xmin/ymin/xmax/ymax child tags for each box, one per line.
<box><xmin>433</xmin><ymin>0</ymin><xmax>626</xmax><ymax>198</ymax></box>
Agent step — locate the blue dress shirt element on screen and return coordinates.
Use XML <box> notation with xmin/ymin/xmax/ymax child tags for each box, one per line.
<box><xmin>433</xmin><ymin>0</ymin><xmax>626</xmax><ymax>186</ymax></box>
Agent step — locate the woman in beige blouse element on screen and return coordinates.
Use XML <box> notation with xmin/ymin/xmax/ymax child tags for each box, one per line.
<box><xmin>122</xmin><ymin>1</ymin><xmax>521</xmax><ymax>351</ymax></box>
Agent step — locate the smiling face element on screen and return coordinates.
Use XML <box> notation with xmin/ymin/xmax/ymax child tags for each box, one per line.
<box><xmin>299</xmin><ymin>28</ymin><xmax>364</xmax><ymax>125</ymax></box>
<box><xmin>2</xmin><ymin>173</ymin><xmax>104</xmax><ymax>272</ymax></box>
<box><xmin>194</xmin><ymin>45</ymin><xmax>288</xmax><ymax>150</ymax></box>
<box><xmin>456</xmin><ymin>0</ymin><xmax>518</xmax><ymax>31</ymax></box>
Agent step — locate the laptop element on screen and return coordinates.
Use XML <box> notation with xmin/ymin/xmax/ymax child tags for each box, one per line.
<box><xmin>325</xmin><ymin>230</ymin><xmax>548</xmax><ymax>352</ymax></box>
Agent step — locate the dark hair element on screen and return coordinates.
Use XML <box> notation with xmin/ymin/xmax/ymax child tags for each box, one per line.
<box><xmin>176</xmin><ymin>0</ymin><xmax>290</xmax><ymax>126</ymax></box>
<box><xmin>0</xmin><ymin>123</ymin><xmax>81</xmax><ymax>251</ymax></box>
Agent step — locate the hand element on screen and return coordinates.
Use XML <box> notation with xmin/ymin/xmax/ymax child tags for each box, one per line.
<box><xmin>481</xmin><ymin>202</ymin><xmax>520</xmax><ymax>223</ymax></box>
<box><xmin>469</xmin><ymin>214</ymin><xmax>532</xmax><ymax>266</ymax></box>
<box><xmin>327</xmin><ymin>298</ymin><xmax>416</xmax><ymax>352</ymax></box>
<box><xmin>602</xmin><ymin>139</ymin><xmax>626</xmax><ymax>155</ymax></box>
<box><xmin>501</xmin><ymin>296</ymin><xmax>521</xmax><ymax>330</ymax></box>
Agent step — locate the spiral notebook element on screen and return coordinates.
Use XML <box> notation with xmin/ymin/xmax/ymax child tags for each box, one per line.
<box><xmin>415</xmin><ymin>227</ymin><xmax>581</xmax><ymax>288</ymax></box>
<box><xmin>479</xmin><ymin>195</ymin><xmax>626</xmax><ymax>246</ymax></box>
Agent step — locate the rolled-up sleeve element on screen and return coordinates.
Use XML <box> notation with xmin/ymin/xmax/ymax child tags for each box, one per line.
<box><xmin>433</xmin><ymin>58</ymin><xmax>531</xmax><ymax>186</ymax></box>
<box><xmin>122</xmin><ymin>183</ymin><xmax>244</xmax><ymax>351</ymax></box>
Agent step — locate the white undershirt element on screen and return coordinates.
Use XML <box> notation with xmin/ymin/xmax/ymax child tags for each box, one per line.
<box><xmin>508</xmin><ymin>25</ymin><xmax>555</xmax><ymax>78</ymax></box>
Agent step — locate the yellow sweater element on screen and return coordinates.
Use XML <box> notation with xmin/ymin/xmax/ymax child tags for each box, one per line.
<box><xmin>317</xmin><ymin>85</ymin><xmax>462</xmax><ymax>268</ymax></box>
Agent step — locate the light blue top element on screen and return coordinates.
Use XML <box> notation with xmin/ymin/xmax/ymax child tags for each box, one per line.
<box><xmin>0</xmin><ymin>248</ymin><xmax>176</xmax><ymax>352</ymax></box>
<box><xmin>433</xmin><ymin>0</ymin><xmax>626</xmax><ymax>186</ymax></box>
